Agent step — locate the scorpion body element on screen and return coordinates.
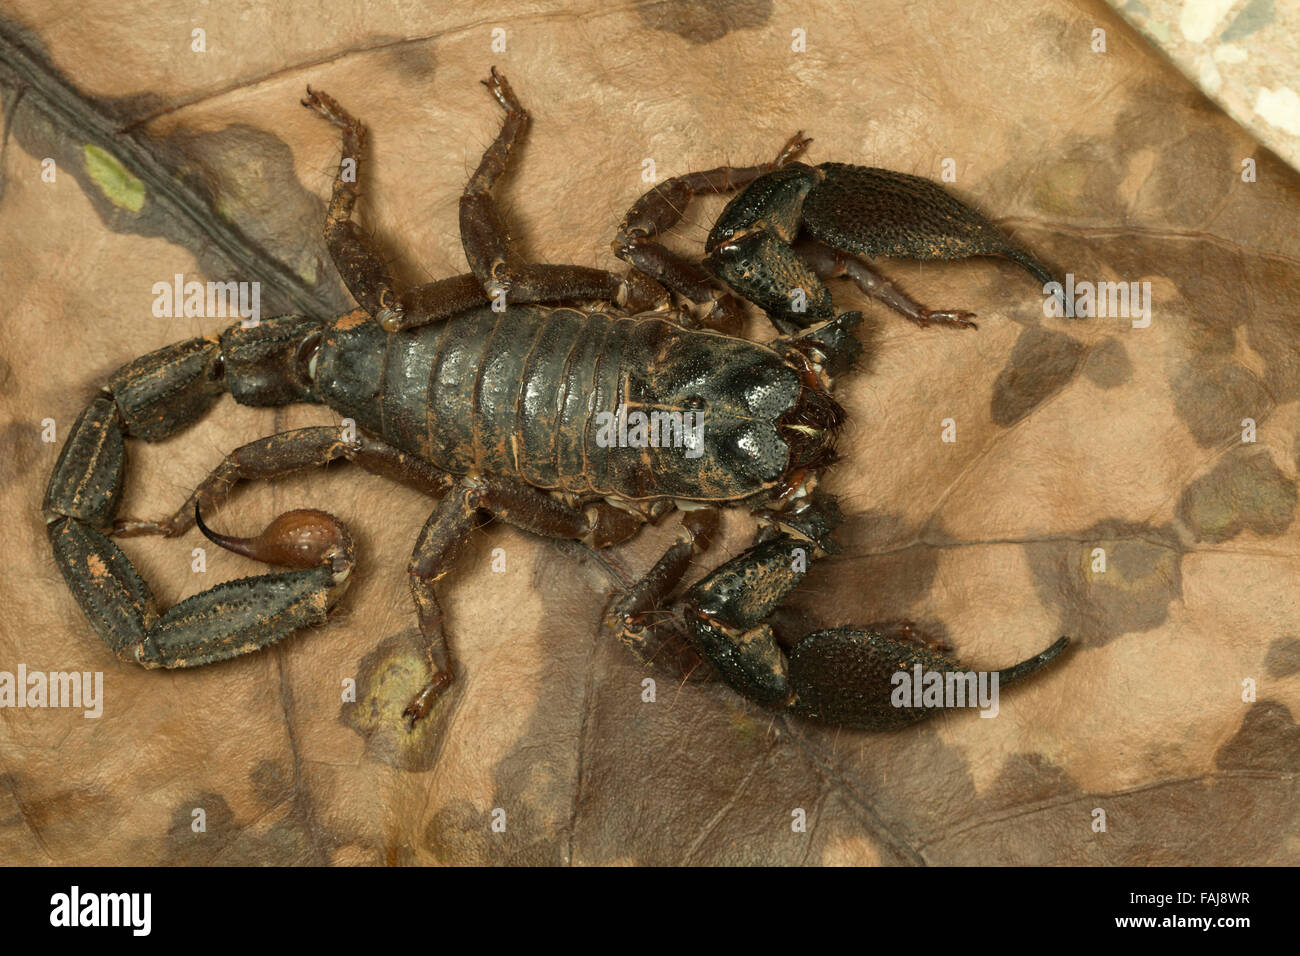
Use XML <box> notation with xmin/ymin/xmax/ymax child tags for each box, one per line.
<box><xmin>45</xmin><ymin>69</ymin><xmax>1069</xmax><ymax>730</ymax></box>
<box><xmin>313</xmin><ymin>305</ymin><xmax>835</xmax><ymax>501</ymax></box>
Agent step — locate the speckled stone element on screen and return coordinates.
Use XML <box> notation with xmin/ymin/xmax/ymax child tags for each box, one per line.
<box><xmin>1109</xmin><ymin>0</ymin><xmax>1300</xmax><ymax>170</ymax></box>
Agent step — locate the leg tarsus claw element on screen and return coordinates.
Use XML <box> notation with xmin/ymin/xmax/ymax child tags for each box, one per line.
<box><xmin>482</xmin><ymin>66</ymin><xmax>524</xmax><ymax>115</ymax></box>
<box><xmin>776</xmin><ymin>131</ymin><xmax>812</xmax><ymax>166</ymax></box>
<box><xmin>916</xmin><ymin>309</ymin><xmax>978</xmax><ymax>330</ymax></box>
<box><xmin>110</xmin><ymin>517</ymin><xmax>178</xmax><ymax>538</ymax></box>
<box><xmin>402</xmin><ymin>671</ymin><xmax>453</xmax><ymax>730</ymax></box>
<box><xmin>300</xmin><ymin>87</ymin><xmax>354</xmax><ymax>130</ymax></box>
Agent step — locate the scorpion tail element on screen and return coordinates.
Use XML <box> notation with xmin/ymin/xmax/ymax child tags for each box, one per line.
<box><xmin>45</xmin><ymin>321</ymin><xmax>353</xmax><ymax>670</ymax></box>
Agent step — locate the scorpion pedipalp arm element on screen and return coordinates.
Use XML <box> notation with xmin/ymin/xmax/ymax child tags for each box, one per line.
<box><xmin>613</xmin><ymin>131</ymin><xmax>811</xmax><ymax>334</ymax></box>
<box><xmin>670</xmin><ymin>494</ymin><xmax>1069</xmax><ymax>728</ymax></box>
<box><xmin>704</xmin><ymin>161</ymin><xmax>1059</xmax><ymax>333</ymax></box>
<box><xmin>786</xmin><ymin>630</ymin><xmax>1069</xmax><ymax>730</ymax></box>
<box><xmin>800</xmin><ymin>163</ymin><xmax>1056</xmax><ymax>284</ymax></box>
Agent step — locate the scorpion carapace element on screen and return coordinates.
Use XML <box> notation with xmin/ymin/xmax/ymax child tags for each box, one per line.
<box><xmin>44</xmin><ymin>68</ymin><xmax>1068</xmax><ymax>732</ymax></box>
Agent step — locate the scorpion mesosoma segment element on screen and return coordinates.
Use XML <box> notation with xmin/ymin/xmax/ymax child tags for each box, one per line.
<box><xmin>44</xmin><ymin>69</ymin><xmax>1068</xmax><ymax>731</ymax></box>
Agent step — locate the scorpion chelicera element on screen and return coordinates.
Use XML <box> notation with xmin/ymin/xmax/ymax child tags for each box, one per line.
<box><xmin>45</xmin><ymin>69</ymin><xmax>1068</xmax><ymax>731</ymax></box>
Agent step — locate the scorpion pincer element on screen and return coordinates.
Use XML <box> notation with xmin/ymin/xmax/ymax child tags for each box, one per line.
<box><xmin>45</xmin><ymin>68</ymin><xmax>1067</xmax><ymax>731</ymax></box>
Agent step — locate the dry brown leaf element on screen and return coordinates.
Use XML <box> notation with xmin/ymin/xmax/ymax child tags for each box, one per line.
<box><xmin>1</xmin><ymin>0</ymin><xmax>1298</xmax><ymax>866</ymax></box>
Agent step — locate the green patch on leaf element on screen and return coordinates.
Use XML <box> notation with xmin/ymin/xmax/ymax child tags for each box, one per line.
<box><xmin>83</xmin><ymin>144</ymin><xmax>145</xmax><ymax>212</ymax></box>
<box><xmin>1178</xmin><ymin>449</ymin><xmax>1298</xmax><ymax>543</ymax></box>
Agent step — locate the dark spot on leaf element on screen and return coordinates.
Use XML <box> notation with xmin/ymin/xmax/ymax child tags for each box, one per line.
<box><xmin>1082</xmin><ymin>336</ymin><xmax>1131</xmax><ymax>388</ymax></box>
<box><xmin>1020</xmin><ymin>140</ymin><xmax>1122</xmax><ymax>219</ymax></box>
<box><xmin>424</xmin><ymin>800</ymin><xmax>496</xmax><ymax>865</ymax></box>
<box><xmin>1024</xmin><ymin>520</ymin><xmax>1183</xmax><ymax>647</ymax></box>
<box><xmin>163</xmin><ymin>791</ymin><xmax>236</xmax><ymax>863</ymax></box>
<box><xmin>1215</xmin><ymin>700</ymin><xmax>1300</xmax><ymax>773</ymax></box>
<box><xmin>0</xmin><ymin>421</ymin><xmax>41</xmax><ymax>484</ymax></box>
<box><xmin>249</xmin><ymin>759</ymin><xmax>292</xmax><ymax>806</ymax></box>
<box><xmin>634</xmin><ymin>0</ymin><xmax>773</xmax><ymax>44</ymax></box>
<box><xmin>1221</xmin><ymin>0</ymin><xmax>1275</xmax><ymax>43</ymax></box>
<box><xmin>1265</xmin><ymin>637</ymin><xmax>1300</xmax><ymax>678</ymax></box>
<box><xmin>1244</xmin><ymin>255</ymin><xmax>1300</xmax><ymax>400</ymax></box>
<box><xmin>978</xmin><ymin>752</ymin><xmax>1078</xmax><ymax>808</ymax></box>
<box><xmin>933</xmin><ymin>763</ymin><xmax>1298</xmax><ymax>864</ymax></box>
<box><xmin>158</xmin><ymin>790</ymin><xmax>323</xmax><ymax>864</ymax></box>
<box><xmin>1170</xmin><ymin>359</ymin><xmax>1270</xmax><ymax>447</ymax></box>
<box><xmin>1110</xmin><ymin>84</ymin><xmax>1235</xmax><ymax>217</ymax></box>
<box><xmin>990</xmin><ymin>327</ymin><xmax>1083</xmax><ymax>426</ymax></box>
<box><xmin>1176</xmin><ymin>447</ymin><xmax>1297</xmax><ymax>543</ymax></box>
<box><xmin>384</xmin><ymin>41</ymin><xmax>436</xmax><ymax>79</ymax></box>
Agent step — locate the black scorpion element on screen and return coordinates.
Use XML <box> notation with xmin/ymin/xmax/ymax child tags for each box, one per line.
<box><xmin>45</xmin><ymin>69</ymin><xmax>1068</xmax><ymax>730</ymax></box>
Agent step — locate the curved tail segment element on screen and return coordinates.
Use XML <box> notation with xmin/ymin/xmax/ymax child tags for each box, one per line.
<box><xmin>44</xmin><ymin>322</ymin><xmax>353</xmax><ymax>670</ymax></box>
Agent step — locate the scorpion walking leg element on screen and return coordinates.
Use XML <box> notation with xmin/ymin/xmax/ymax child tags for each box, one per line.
<box><xmin>402</xmin><ymin>475</ymin><xmax>647</xmax><ymax>724</ymax></box>
<box><xmin>794</xmin><ymin>236</ymin><xmax>978</xmax><ymax>330</ymax></box>
<box><xmin>302</xmin><ymin>85</ymin><xmax>506</xmax><ymax>331</ymax></box>
<box><xmin>300</xmin><ymin>87</ymin><xmax>403</xmax><ymax>325</ymax></box>
<box><xmin>305</xmin><ymin>72</ymin><xmax>667</xmax><ymax>334</ymax></box>
<box><xmin>112</xmin><ymin>426</ymin><xmax>452</xmax><ymax>538</ymax></box>
<box><xmin>45</xmin><ymin>335</ymin><xmax>355</xmax><ymax>669</ymax></box>
<box><xmin>603</xmin><ymin>509</ymin><xmax>720</xmax><ymax>662</ymax></box>
<box><xmin>679</xmin><ymin>495</ymin><xmax>1069</xmax><ymax>728</ymax></box>
<box><xmin>381</xmin><ymin>266</ymin><xmax>667</xmax><ymax>335</ymax></box>
<box><xmin>614</xmin><ymin>132</ymin><xmax>811</xmax><ymax>334</ymax></box>
<box><xmin>458</xmin><ymin>68</ymin><xmax>654</xmax><ymax>313</ymax></box>
<box><xmin>402</xmin><ymin>482</ymin><xmax>483</xmax><ymax>725</ymax></box>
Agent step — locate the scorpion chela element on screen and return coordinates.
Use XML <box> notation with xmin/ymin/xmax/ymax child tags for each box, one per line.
<box><xmin>45</xmin><ymin>69</ymin><xmax>1068</xmax><ymax>731</ymax></box>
